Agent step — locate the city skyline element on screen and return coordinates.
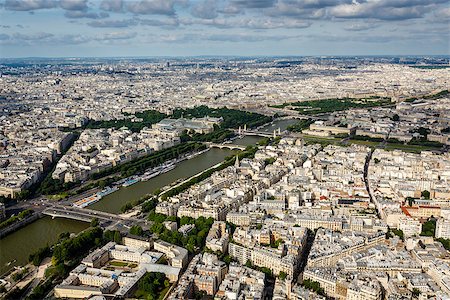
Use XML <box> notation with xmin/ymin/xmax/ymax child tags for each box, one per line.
<box><xmin>1</xmin><ymin>0</ymin><xmax>449</xmax><ymax>58</ymax></box>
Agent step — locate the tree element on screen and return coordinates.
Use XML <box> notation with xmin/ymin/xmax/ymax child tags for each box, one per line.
<box><xmin>437</xmin><ymin>238</ymin><xmax>450</xmax><ymax>250</ymax></box>
<box><xmin>270</xmin><ymin>238</ymin><xmax>284</xmax><ymax>248</ymax></box>
<box><xmin>98</xmin><ymin>180</ymin><xmax>106</xmax><ymax>189</ymax></box>
<box><xmin>114</xmin><ymin>231</ymin><xmax>122</xmax><ymax>243</ymax></box>
<box><xmin>412</xmin><ymin>288</ymin><xmax>421</xmax><ymax>297</ymax></box>
<box><xmin>90</xmin><ymin>218</ymin><xmax>99</xmax><ymax>227</ymax></box>
<box><xmin>130</xmin><ymin>225</ymin><xmax>144</xmax><ymax>236</ymax></box>
<box><xmin>421</xmin><ymin>190</ymin><xmax>430</xmax><ymax>200</ymax></box>
<box><xmin>245</xmin><ymin>260</ymin><xmax>253</xmax><ymax>268</ymax></box>
<box><xmin>135</xmin><ymin>272</ymin><xmax>167</xmax><ymax>299</ymax></box>
<box><xmin>279</xmin><ymin>271</ymin><xmax>288</xmax><ymax>281</ymax></box>
<box><xmin>303</xmin><ymin>279</ymin><xmax>325</xmax><ymax>296</ymax></box>
<box><xmin>389</xmin><ymin>228</ymin><xmax>404</xmax><ymax>240</ymax></box>
<box><xmin>392</xmin><ymin>114</ymin><xmax>400</xmax><ymax>121</ymax></box>
<box><xmin>420</xmin><ymin>218</ymin><xmax>436</xmax><ymax>237</ymax></box>
<box><xmin>29</xmin><ymin>246</ymin><xmax>50</xmax><ymax>266</ymax></box>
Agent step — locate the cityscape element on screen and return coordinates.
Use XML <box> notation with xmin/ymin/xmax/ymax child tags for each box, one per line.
<box><xmin>1</xmin><ymin>1</ymin><xmax>450</xmax><ymax>300</ymax></box>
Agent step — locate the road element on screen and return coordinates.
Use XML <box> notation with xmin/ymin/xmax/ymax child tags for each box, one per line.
<box><xmin>42</xmin><ymin>204</ymin><xmax>149</xmax><ymax>232</ymax></box>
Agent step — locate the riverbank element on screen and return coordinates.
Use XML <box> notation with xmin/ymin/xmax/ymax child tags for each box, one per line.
<box><xmin>0</xmin><ymin>212</ymin><xmax>42</xmax><ymax>239</ymax></box>
<box><xmin>0</xmin><ymin>216</ymin><xmax>89</xmax><ymax>275</ymax></box>
<box><xmin>89</xmin><ymin>148</ymin><xmax>235</xmax><ymax>213</ymax></box>
<box><xmin>0</xmin><ymin>118</ymin><xmax>294</xmax><ymax>277</ymax></box>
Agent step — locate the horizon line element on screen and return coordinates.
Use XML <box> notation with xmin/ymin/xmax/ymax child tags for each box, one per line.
<box><xmin>1</xmin><ymin>54</ymin><xmax>450</xmax><ymax>60</ymax></box>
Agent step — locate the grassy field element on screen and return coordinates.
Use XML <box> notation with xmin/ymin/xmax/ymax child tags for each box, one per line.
<box><xmin>271</xmin><ymin>97</ymin><xmax>393</xmax><ymax>114</ymax></box>
<box><xmin>302</xmin><ymin>135</ymin><xmax>342</xmax><ymax>146</ymax></box>
<box><xmin>109</xmin><ymin>261</ymin><xmax>128</xmax><ymax>267</ymax></box>
<box><xmin>384</xmin><ymin>143</ymin><xmax>441</xmax><ymax>153</ymax></box>
<box><xmin>347</xmin><ymin>139</ymin><xmax>379</xmax><ymax>147</ymax></box>
<box><xmin>301</xmin><ymin>135</ymin><xmax>442</xmax><ymax>153</ymax></box>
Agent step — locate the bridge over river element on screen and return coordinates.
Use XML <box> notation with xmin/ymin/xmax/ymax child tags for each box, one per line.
<box><xmin>207</xmin><ymin>143</ymin><xmax>246</xmax><ymax>150</ymax></box>
<box><xmin>42</xmin><ymin>205</ymin><xmax>149</xmax><ymax>231</ymax></box>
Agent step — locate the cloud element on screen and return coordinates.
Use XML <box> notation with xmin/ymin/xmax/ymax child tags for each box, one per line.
<box><xmin>12</xmin><ymin>32</ymin><xmax>54</xmax><ymax>40</ymax></box>
<box><xmin>65</xmin><ymin>10</ymin><xmax>109</xmax><ymax>18</ymax></box>
<box><xmin>344</xmin><ymin>23</ymin><xmax>379</xmax><ymax>31</ymax></box>
<box><xmin>96</xmin><ymin>31</ymin><xmax>137</xmax><ymax>40</ymax></box>
<box><xmin>151</xmin><ymin>32</ymin><xmax>299</xmax><ymax>43</ymax></box>
<box><xmin>433</xmin><ymin>6</ymin><xmax>450</xmax><ymax>20</ymax></box>
<box><xmin>87</xmin><ymin>17</ymin><xmax>179</xmax><ymax>28</ymax></box>
<box><xmin>87</xmin><ymin>19</ymin><xmax>138</xmax><ymax>27</ymax></box>
<box><xmin>329</xmin><ymin>0</ymin><xmax>450</xmax><ymax>21</ymax></box>
<box><xmin>0</xmin><ymin>31</ymin><xmax>138</xmax><ymax>46</ymax></box>
<box><xmin>266</xmin><ymin>0</ymin><xmax>351</xmax><ymax>18</ymax></box>
<box><xmin>139</xmin><ymin>18</ymin><xmax>180</xmax><ymax>26</ymax></box>
<box><xmin>217</xmin><ymin>4</ymin><xmax>240</xmax><ymax>14</ymax></box>
<box><xmin>191</xmin><ymin>0</ymin><xmax>218</xmax><ymax>19</ymax></box>
<box><xmin>125</xmin><ymin>0</ymin><xmax>180</xmax><ymax>15</ymax></box>
<box><xmin>180</xmin><ymin>17</ymin><xmax>311</xmax><ymax>29</ymax></box>
<box><xmin>59</xmin><ymin>0</ymin><xmax>87</xmax><ymax>11</ymax></box>
<box><xmin>53</xmin><ymin>34</ymin><xmax>91</xmax><ymax>44</ymax></box>
<box><xmin>99</xmin><ymin>0</ymin><xmax>124</xmax><ymax>12</ymax></box>
<box><xmin>4</xmin><ymin>0</ymin><xmax>57</xmax><ymax>11</ymax></box>
<box><xmin>205</xmin><ymin>33</ymin><xmax>297</xmax><ymax>42</ymax></box>
<box><xmin>0</xmin><ymin>33</ymin><xmax>11</xmax><ymax>40</ymax></box>
<box><xmin>3</xmin><ymin>0</ymin><xmax>94</xmax><ymax>11</ymax></box>
<box><xmin>230</xmin><ymin>0</ymin><xmax>276</xmax><ymax>9</ymax></box>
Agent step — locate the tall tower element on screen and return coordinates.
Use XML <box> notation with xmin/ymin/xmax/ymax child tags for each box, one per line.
<box><xmin>235</xmin><ymin>155</ymin><xmax>240</xmax><ymax>169</ymax></box>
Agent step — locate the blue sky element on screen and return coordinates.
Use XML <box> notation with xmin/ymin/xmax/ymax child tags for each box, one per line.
<box><xmin>0</xmin><ymin>0</ymin><xmax>449</xmax><ymax>58</ymax></box>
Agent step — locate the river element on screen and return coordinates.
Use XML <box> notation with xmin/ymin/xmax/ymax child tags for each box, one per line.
<box><xmin>0</xmin><ymin>216</ymin><xmax>88</xmax><ymax>275</ymax></box>
<box><xmin>0</xmin><ymin>118</ymin><xmax>297</xmax><ymax>273</ymax></box>
<box><xmin>89</xmin><ymin>148</ymin><xmax>235</xmax><ymax>213</ymax></box>
<box><xmin>90</xmin><ymin>118</ymin><xmax>298</xmax><ymax>214</ymax></box>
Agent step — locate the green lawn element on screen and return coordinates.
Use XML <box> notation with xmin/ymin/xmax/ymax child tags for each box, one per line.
<box><xmin>384</xmin><ymin>143</ymin><xmax>441</xmax><ymax>153</ymax></box>
<box><xmin>302</xmin><ymin>135</ymin><xmax>341</xmax><ymax>146</ymax></box>
<box><xmin>109</xmin><ymin>261</ymin><xmax>128</xmax><ymax>267</ymax></box>
<box><xmin>347</xmin><ymin>139</ymin><xmax>379</xmax><ymax>147</ymax></box>
<box><xmin>298</xmin><ymin>135</ymin><xmax>442</xmax><ymax>154</ymax></box>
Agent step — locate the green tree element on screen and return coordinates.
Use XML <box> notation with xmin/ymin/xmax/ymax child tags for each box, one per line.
<box><xmin>421</xmin><ymin>218</ymin><xmax>436</xmax><ymax>237</ymax></box>
<box><xmin>135</xmin><ymin>272</ymin><xmax>167</xmax><ymax>299</ymax></box>
<box><xmin>303</xmin><ymin>279</ymin><xmax>325</xmax><ymax>296</ymax></box>
<box><xmin>245</xmin><ymin>260</ymin><xmax>253</xmax><ymax>268</ymax></box>
<box><xmin>437</xmin><ymin>238</ymin><xmax>450</xmax><ymax>250</ymax></box>
<box><xmin>90</xmin><ymin>218</ymin><xmax>99</xmax><ymax>227</ymax></box>
<box><xmin>421</xmin><ymin>190</ymin><xmax>430</xmax><ymax>200</ymax></box>
<box><xmin>388</xmin><ymin>228</ymin><xmax>404</xmax><ymax>240</ymax></box>
<box><xmin>407</xmin><ymin>197</ymin><xmax>415</xmax><ymax>207</ymax></box>
<box><xmin>392</xmin><ymin>114</ymin><xmax>400</xmax><ymax>121</ymax></box>
<box><xmin>29</xmin><ymin>246</ymin><xmax>50</xmax><ymax>266</ymax></box>
<box><xmin>114</xmin><ymin>231</ymin><xmax>122</xmax><ymax>243</ymax></box>
<box><xmin>130</xmin><ymin>225</ymin><xmax>144</xmax><ymax>236</ymax></box>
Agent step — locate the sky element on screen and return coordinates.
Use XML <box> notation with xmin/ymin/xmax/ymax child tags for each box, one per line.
<box><xmin>0</xmin><ymin>0</ymin><xmax>449</xmax><ymax>58</ymax></box>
